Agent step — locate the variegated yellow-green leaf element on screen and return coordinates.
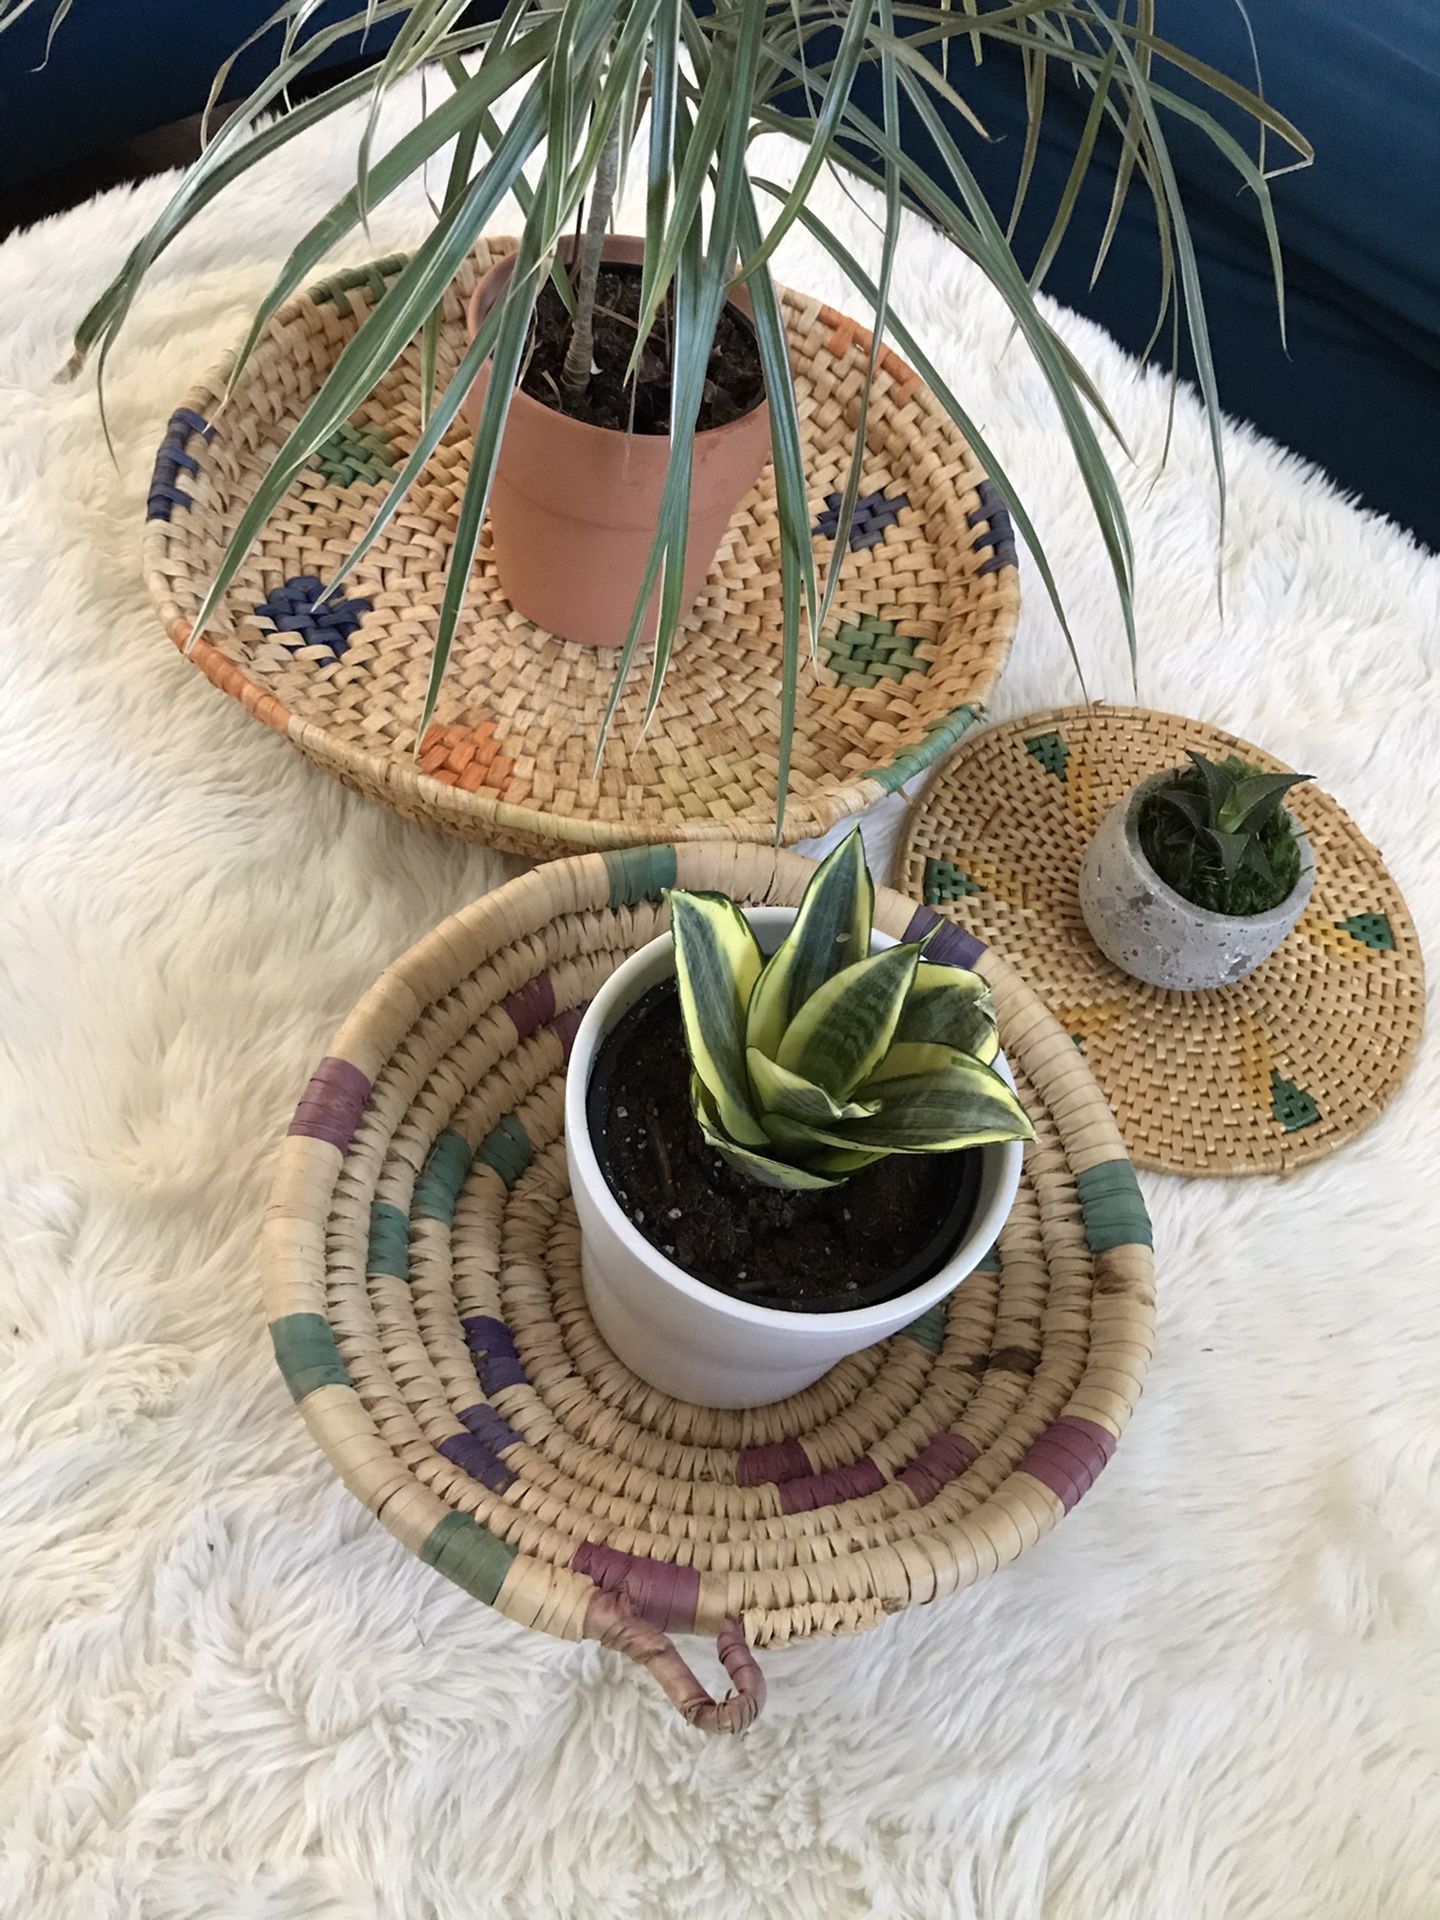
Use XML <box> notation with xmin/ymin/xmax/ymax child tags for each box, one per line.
<box><xmin>772</xmin><ymin>1045</ymin><xmax>1032</xmax><ymax>1154</ymax></box>
<box><xmin>746</xmin><ymin>831</ymin><xmax>873</xmax><ymax>1058</ymax></box>
<box><xmin>746</xmin><ymin>1049</ymin><xmax>878</xmax><ymax>1127</ymax></box>
<box><xmin>775</xmin><ymin>943</ymin><xmax>919</xmax><ymax>1098</ymax></box>
<box><xmin>668</xmin><ymin>889</ymin><xmax>766</xmax><ymax>1147</ymax></box>
<box><xmin>892</xmin><ymin>961</ymin><xmax>1000</xmax><ymax>1064</ymax></box>
<box><xmin>693</xmin><ymin>1075</ymin><xmax>841</xmax><ymax>1191</ymax></box>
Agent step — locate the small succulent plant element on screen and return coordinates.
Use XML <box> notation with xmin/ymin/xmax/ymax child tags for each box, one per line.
<box><xmin>1139</xmin><ymin>751</ymin><xmax>1311</xmax><ymax>917</ymax></box>
<box><xmin>665</xmin><ymin>833</ymin><xmax>1032</xmax><ymax>1191</ymax></box>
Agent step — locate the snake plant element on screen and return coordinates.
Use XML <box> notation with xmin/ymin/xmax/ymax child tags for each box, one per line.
<box><xmin>667</xmin><ymin>832</ymin><xmax>1031</xmax><ymax>1190</ymax></box>
<box><xmin>12</xmin><ymin>0</ymin><xmax>1309</xmax><ymax>832</ymax></box>
<box><xmin>1138</xmin><ymin>751</ymin><xmax>1311</xmax><ymax>916</ymax></box>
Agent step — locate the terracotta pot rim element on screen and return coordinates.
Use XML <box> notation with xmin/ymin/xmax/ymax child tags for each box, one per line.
<box><xmin>464</xmin><ymin>234</ymin><xmax>769</xmax><ymax>451</ymax></box>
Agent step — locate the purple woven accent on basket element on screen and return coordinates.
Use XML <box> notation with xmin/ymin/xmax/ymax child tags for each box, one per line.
<box><xmin>1018</xmin><ymin>1417</ymin><xmax>1116</xmax><ymax>1512</ymax></box>
<box><xmin>460</xmin><ymin>1315</ymin><xmax>528</xmax><ymax>1393</ymax></box>
<box><xmin>735</xmin><ymin>1438</ymin><xmax>812</xmax><ymax>1487</ymax></box>
<box><xmin>147</xmin><ymin>406</ymin><xmax>215</xmax><ymax>521</ymax></box>
<box><xmin>571</xmin><ymin>1541</ymin><xmax>700</xmax><ymax>1634</ymax></box>
<box><xmin>903</xmin><ymin>906</ymin><xmax>987</xmax><ymax>970</ymax></box>
<box><xmin>437</xmin><ymin>1429</ymin><xmax>516</xmax><ymax>1494</ymax></box>
<box><xmin>287</xmin><ymin>1057</ymin><xmax>372</xmax><ymax>1150</ymax></box>
<box><xmin>897</xmin><ymin>1430</ymin><xmax>980</xmax><ymax>1504</ymax></box>
<box><xmin>457</xmin><ymin>1401</ymin><xmax>522</xmax><ymax>1453</ymax></box>
<box><xmin>777</xmin><ymin>1456</ymin><xmax>886</xmax><ymax>1515</ymax></box>
<box><xmin>548</xmin><ymin>1002</ymin><xmax>587</xmax><ymax>1060</ymax></box>
<box><xmin>502</xmin><ymin>973</ymin><xmax>556</xmax><ymax>1044</ymax></box>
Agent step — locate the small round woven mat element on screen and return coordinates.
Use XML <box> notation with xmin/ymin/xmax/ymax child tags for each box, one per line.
<box><xmin>263</xmin><ymin>845</ymin><xmax>1153</xmax><ymax>1730</ymax></box>
<box><xmin>898</xmin><ymin>705</ymin><xmax>1424</xmax><ymax>1177</ymax></box>
<box><xmin>146</xmin><ymin>239</ymin><xmax>1018</xmax><ymax>859</ymax></box>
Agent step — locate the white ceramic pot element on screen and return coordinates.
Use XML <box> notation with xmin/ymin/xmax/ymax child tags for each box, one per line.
<box><xmin>1079</xmin><ymin>770</ymin><xmax>1315</xmax><ymax>991</ymax></box>
<box><xmin>563</xmin><ymin>908</ymin><xmax>1025</xmax><ymax>1409</ymax></box>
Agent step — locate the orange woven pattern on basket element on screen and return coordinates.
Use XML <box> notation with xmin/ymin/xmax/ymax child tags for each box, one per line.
<box><xmin>144</xmin><ymin>240</ymin><xmax>1018</xmax><ymax>859</ymax></box>
<box><xmin>898</xmin><ymin>705</ymin><xmax>1425</xmax><ymax>1176</ymax></box>
<box><xmin>262</xmin><ymin>846</ymin><xmax>1153</xmax><ymax>1726</ymax></box>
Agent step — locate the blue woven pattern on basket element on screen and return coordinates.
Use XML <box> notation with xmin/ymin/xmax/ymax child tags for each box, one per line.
<box><xmin>968</xmin><ymin>479</ymin><xmax>1018</xmax><ymax>575</ymax></box>
<box><xmin>812</xmin><ymin>486</ymin><xmax>910</xmax><ymax>550</ymax></box>
<box><xmin>253</xmin><ymin>575</ymin><xmax>372</xmax><ymax>658</ymax></box>
<box><xmin>146</xmin><ymin>407</ymin><xmax>214</xmax><ymax>522</ymax></box>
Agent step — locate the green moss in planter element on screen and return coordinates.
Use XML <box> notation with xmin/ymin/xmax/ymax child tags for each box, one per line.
<box><xmin>1138</xmin><ymin>752</ymin><xmax>1311</xmax><ymax>917</ymax></box>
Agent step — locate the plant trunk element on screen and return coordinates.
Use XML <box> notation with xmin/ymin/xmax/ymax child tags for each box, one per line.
<box><xmin>561</xmin><ymin>115</ymin><xmax>622</xmax><ymax>401</ymax></box>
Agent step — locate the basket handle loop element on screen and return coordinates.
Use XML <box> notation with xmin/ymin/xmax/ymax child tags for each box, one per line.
<box><xmin>589</xmin><ymin>1590</ymin><xmax>766</xmax><ymax>1734</ymax></box>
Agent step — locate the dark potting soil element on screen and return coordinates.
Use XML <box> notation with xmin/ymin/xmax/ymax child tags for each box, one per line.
<box><xmin>587</xmin><ymin>982</ymin><xmax>980</xmax><ymax>1313</ymax></box>
<box><xmin>519</xmin><ymin>262</ymin><xmax>766</xmax><ymax>433</ymax></box>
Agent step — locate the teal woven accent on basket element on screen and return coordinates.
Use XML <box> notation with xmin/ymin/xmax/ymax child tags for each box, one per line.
<box><xmin>313</xmin><ymin>420</ymin><xmax>398</xmax><ymax>489</ymax></box>
<box><xmin>420</xmin><ymin>1510</ymin><xmax>517</xmax><ymax>1606</ymax></box>
<box><xmin>923</xmin><ymin>857</ymin><xmax>982</xmax><ymax>906</ymax></box>
<box><xmin>1271</xmin><ymin>1071</ymin><xmax>1321</xmax><ymax>1132</ymax></box>
<box><xmin>368</xmin><ymin>1199</ymin><xmax>410</xmax><ymax>1281</ymax></box>
<box><xmin>898</xmin><ymin>1303</ymin><xmax>947</xmax><ymax>1354</ymax></box>
<box><xmin>822</xmin><ymin>616</ymin><xmax>928</xmax><ymax>688</ymax></box>
<box><xmin>602</xmin><ymin>844</ymin><xmax>677</xmax><ymax>908</ymax></box>
<box><xmin>308</xmin><ymin>254</ymin><xmax>408</xmax><ymax>318</ymax></box>
<box><xmin>864</xmin><ymin>706</ymin><xmax>980</xmax><ymax>796</ymax></box>
<box><xmin>271</xmin><ymin>1313</ymin><xmax>351</xmax><ymax>1402</ymax></box>
<box><xmin>413</xmin><ymin>1130</ymin><xmax>473</xmax><ymax>1223</ymax></box>
<box><xmin>477</xmin><ymin>1114</ymin><xmax>532</xmax><ymax>1190</ymax></box>
<box><xmin>1074</xmin><ymin>1160</ymin><xmax>1153</xmax><ymax>1252</ymax></box>
<box><xmin>1336</xmin><ymin>912</ymin><xmax>1395</xmax><ymax>951</ymax></box>
<box><xmin>1024</xmin><ymin>731</ymin><xmax>1068</xmax><ymax>779</ymax></box>
<box><xmin>973</xmin><ymin>1243</ymin><xmax>1002</xmax><ymax>1275</ymax></box>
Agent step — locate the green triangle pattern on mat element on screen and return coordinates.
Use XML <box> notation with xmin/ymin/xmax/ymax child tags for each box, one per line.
<box><xmin>1336</xmin><ymin>912</ymin><xmax>1395</xmax><ymax>951</ymax></box>
<box><xmin>1271</xmin><ymin>1071</ymin><xmax>1321</xmax><ymax>1133</ymax></box>
<box><xmin>924</xmin><ymin>857</ymin><xmax>982</xmax><ymax>906</ymax></box>
<box><xmin>1024</xmin><ymin>730</ymin><xmax>1068</xmax><ymax>779</ymax></box>
<box><xmin>313</xmin><ymin>420</ymin><xmax>399</xmax><ymax>489</ymax></box>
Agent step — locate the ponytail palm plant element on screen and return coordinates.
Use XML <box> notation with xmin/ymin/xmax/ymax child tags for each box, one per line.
<box><xmin>22</xmin><ymin>0</ymin><xmax>1308</xmax><ymax>830</ymax></box>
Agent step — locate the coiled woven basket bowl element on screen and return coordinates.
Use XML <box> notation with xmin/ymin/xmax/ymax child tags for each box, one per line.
<box><xmin>262</xmin><ymin>845</ymin><xmax>1155</xmax><ymax>1731</ymax></box>
<box><xmin>144</xmin><ymin>237</ymin><xmax>1019</xmax><ymax>858</ymax></box>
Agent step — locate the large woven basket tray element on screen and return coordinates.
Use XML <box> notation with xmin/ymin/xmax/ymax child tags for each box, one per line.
<box><xmin>145</xmin><ymin>238</ymin><xmax>1018</xmax><ymax>858</ymax></box>
<box><xmin>263</xmin><ymin>846</ymin><xmax>1155</xmax><ymax>1731</ymax></box>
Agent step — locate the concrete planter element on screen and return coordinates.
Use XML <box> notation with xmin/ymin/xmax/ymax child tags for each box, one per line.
<box><xmin>1079</xmin><ymin>770</ymin><xmax>1314</xmax><ymax>991</ymax></box>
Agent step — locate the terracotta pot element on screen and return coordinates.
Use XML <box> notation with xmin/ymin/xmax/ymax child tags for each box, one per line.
<box><xmin>464</xmin><ymin>235</ymin><xmax>771</xmax><ymax>649</ymax></box>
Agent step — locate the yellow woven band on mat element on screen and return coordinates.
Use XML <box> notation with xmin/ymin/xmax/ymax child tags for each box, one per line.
<box><xmin>262</xmin><ymin>845</ymin><xmax>1154</xmax><ymax>1728</ymax></box>
<box><xmin>142</xmin><ymin>241</ymin><xmax>1019</xmax><ymax>859</ymax></box>
<box><xmin>898</xmin><ymin>704</ymin><xmax>1424</xmax><ymax>1176</ymax></box>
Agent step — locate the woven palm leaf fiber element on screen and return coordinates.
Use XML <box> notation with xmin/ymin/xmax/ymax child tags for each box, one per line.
<box><xmin>263</xmin><ymin>845</ymin><xmax>1154</xmax><ymax>1731</ymax></box>
<box><xmin>145</xmin><ymin>239</ymin><xmax>1019</xmax><ymax>858</ymax></box>
<box><xmin>898</xmin><ymin>705</ymin><xmax>1424</xmax><ymax>1176</ymax></box>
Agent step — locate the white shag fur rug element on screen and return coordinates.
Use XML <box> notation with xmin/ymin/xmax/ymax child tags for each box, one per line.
<box><xmin>2</xmin><ymin>69</ymin><xmax>1438</xmax><ymax>1920</ymax></box>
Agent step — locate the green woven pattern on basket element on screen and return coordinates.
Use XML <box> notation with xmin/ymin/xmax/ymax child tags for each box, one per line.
<box><xmin>1024</xmin><ymin>731</ymin><xmax>1068</xmax><ymax>779</ymax></box>
<box><xmin>420</xmin><ymin>1510</ymin><xmax>518</xmax><ymax>1606</ymax></box>
<box><xmin>823</xmin><ymin>616</ymin><xmax>929</xmax><ymax>688</ymax></box>
<box><xmin>271</xmin><ymin>1312</ymin><xmax>352</xmax><ymax>1402</ymax></box>
<box><xmin>368</xmin><ymin>1199</ymin><xmax>410</xmax><ymax>1281</ymax></box>
<box><xmin>923</xmin><ymin>857</ymin><xmax>983</xmax><ymax>906</ymax></box>
<box><xmin>413</xmin><ymin>1130</ymin><xmax>473</xmax><ymax>1223</ymax></box>
<box><xmin>1075</xmin><ymin>1160</ymin><xmax>1152</xmax><ymax>1252</ymax></box>
<box><xmin>313</xmin><ymin>420</ymin><xmax>398</xmax><ymax>489</ymax></box>
<box><xmin>1271</xmin><ymin>1071</ymin><xmax>1321</xmax><ymax>1132</ymax></box>
<box><xmin>1336</xmin><ymin>912</ymin><xmax>1394</xmax><ymax>951</ymax></box>
<box><xmin>898</xmin><ymin>1302</ymin><xmax>947</xmax><ymax>1354</ymax></box>
<box><xmin>864</xmin><ymin>706</ymin><xmax>980</xmax><ymax>796</ymax></box>
<box><xmin>308</xmin><ymin>254</ymin><xmax>408</xmax><ymax>317</ymax></box>
<box><xmin>477</xmin><ymin>1114</ymin><xmax>532</xmax><ymax>1190</ymax></box>
<box><xmin>602</xmin><ymin>844</ymin><xmax>677</xmax><ymax>907</ymax></box>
